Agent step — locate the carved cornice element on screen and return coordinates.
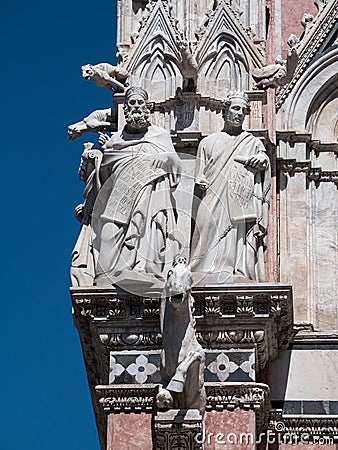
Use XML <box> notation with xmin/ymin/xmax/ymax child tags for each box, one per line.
<box><xmin>72</xmin><ymin>283</ymin><xmax>293</xmax><ymax>362</ymax></box>
<box><xmin>96</xmin><ymin>384</ymin><xmax>157</xmax><ymax>414</ymax></box>
<box><xmin>99</xmin><ymin>331</ymin><xmax>162</xmax><ymax>348</ymax></box>
<box><xmin>155</xmin><ymin>92</ymin><xmax>266</xmax><ymax>114</ymax></box>
<box><xmin>270</xmin><ymin>412</ymin><xmax>338</xmax><ymax>441</ymax></box>
<box><xmin>206</xmin><ymin>382</ymin><xmax>270</xmax><ymax>433</ymax></box>
<box><xmin>277</xmin><ymin>158</ymin><xmax>312</xmax><ymax>173</ymax></box>
<box><xmin>308</xmin><ymin>169</ymin><xmax>338</xmax><ymax>185</ymax></box>
<box><xmin>72</xmin><ymin>291</ymin><xmax>161</xmax><ymax>322</ymax></box>
<box><xmin>95</xmin><ymin>382</ymin><xmax>270</xmax><ymax>433</ymax></box>
<box><xmin>193</xmin><ymin>284</ymin><xmax>293</xmax><ymax>359</ymax></box>
<box><xmin>276</xmin><ymin>0</ymin><xmax>338</xmax><ymax>109</ymax></box>
<box><xmin>277</xmin><ymin>131</ymin><xmax>338</xmax><ymax>152</ymax></box>
<box><xmin>278</xmin><ymin>158</ymin><xmax>338</xmax><ymax>186</ymax></box>
<box><xmin>293</xmin><ymin>331</ymin><xmax>338</xmax><ymax>345</ymax></box>
<box><xmin>277</xmin><ymin>130</ymin><xmax>313</xmax><ymax>143</ymax></box>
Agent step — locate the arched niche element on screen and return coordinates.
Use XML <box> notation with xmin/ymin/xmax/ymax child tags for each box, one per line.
<box><xmin>197</xmin><ymin>32</ymin><xmax>249</xmax><ymax>98</ymax></box>
<box><xmin>282</xmin><ymin>48</ymin><xmax>338</xmax><ymax>132</ymax></box>
<box><xmin>132</xmin><ymin>37</ymin><xmax>183</xmax><ymax>102</ymax></box>
<box><xmin>306</xmin><ymin>75</ymin><xmax>338</xmax><ymax>142</ymax></box>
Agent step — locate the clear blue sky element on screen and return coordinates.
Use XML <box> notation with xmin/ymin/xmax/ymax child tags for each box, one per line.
<box><xmin>1</xmin><ymin>1</ymin><xmax>117</xmax><ymax>449</ymax></box>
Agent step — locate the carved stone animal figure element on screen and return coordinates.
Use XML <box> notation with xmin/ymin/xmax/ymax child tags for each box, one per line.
<box><xmin>68</xmin><ymin>108</ymin><xmax>116</xmax><ymax>140</ymax></box>
<box><xmin>179</xmin><ymin>41</ymin><xmax>198</xmax><ymax>92</ymax></box>
<box><xmin>157</xmin><ymin>256</ymin><xmax>205</xmax><ymax>413</ymax></box>
<box><xmin>252</xmin><ymin>47</ymin><xmax>298</xmax><ymax>89</ymax></box>
<box><xmin>81</xmin><ymin>63</ymin><xmax>129</xmax><ymax>92</ymax></box>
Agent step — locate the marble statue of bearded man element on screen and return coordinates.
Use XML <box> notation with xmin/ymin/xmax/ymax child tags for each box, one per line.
<box><xmin>91</xmin><ymin>87</ymin><xmax>182</xmax><ymax>289</ymax></box>
<box><xmin>190</xmin><ymin>92</ymin><xmax>271</xmax><ymax>284</ymax></box>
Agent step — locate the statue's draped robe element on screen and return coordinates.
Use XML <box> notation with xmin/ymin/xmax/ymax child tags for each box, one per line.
<box><xmin>190</xmin><ymin>130</ymin><xmax>271</xmax><ymax>283</ymax></box>
<box><xmin>91</xmin><ymin>125</ymin><xmax>181</xmax><ymax>285</ymax></box>
<box><xmin>70</xmin><ymin>152</ymin><xmax>102</xmax><ymax>287</ymax></box>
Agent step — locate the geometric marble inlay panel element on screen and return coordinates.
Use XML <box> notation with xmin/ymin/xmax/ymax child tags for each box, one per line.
<box><xmin>109</xmin><ymin>351</ymin><xmax>161</xmax><ymax>385</ymax></box>
<box><xmin>110</xmin><ymin>349</ymin><xmax>255</xmax><ymax>385</ymax></box>
<box><xmin>205</xmin><ymin>349</ymin><xmax>255</xmax><ymax>382</ymax></box>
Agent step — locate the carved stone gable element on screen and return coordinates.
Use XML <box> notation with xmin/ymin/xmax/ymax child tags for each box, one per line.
<box><xmin>126</xmin><ymin>0</ymin><xmax>184</xmax><ymax>101</ymax></box>
<box><xmin>195</xmin><ymin>0</ymin><xmax>264</xmax><ymax>97</ymax></box>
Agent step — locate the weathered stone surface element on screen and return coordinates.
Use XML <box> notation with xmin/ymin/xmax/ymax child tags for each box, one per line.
<box><xmin>204</xmin><ymin>409</ymin><xmax>256</xmax><ymax>449</ymax></box>
<box><xmin>107</xmin><ymin>413</ymin><xmax>152</xmax><ymax>450</ymax></box>
<box><xmin>279</xmin><ymin>444</ymin><xmax>336</xmax><ymax>450</ymax></box>
<box><xmin>270</xmin><ymin>348</ymin><xmax>338</xmax><ymax>401</ymax></box>
<box><xmin>277</xmin><ymin>30</ymin><xmax>338</xmax><ymax>331</ymax></box>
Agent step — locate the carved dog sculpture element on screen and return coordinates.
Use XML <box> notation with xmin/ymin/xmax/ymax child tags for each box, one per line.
<box><xmin>81</xmin><ymin>63</ymin><xmax>129</xmax><ymax>92</ymax></box>
<box><xmin>157</xmin><ymin>256</ymin><xmax>205</xmax><ymax>413</ymax></box>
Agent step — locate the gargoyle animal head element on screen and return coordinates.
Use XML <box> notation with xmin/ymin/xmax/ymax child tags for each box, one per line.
<box><xmin>81</xmin><ymin>64</ymin><xmax>95</xmax><ymax>80</ymax></box>
<box><xmin>165</xmin><ymin>255</ymin><xmax>193</xmax><ymax>306</ymax></box>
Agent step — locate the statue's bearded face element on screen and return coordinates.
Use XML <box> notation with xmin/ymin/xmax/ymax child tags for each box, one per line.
<box><xmin>224</xmin><ymin>98</ymin><xmax>248</xmax><ymax>128</ymax></box>
<box><xmin>124</xmin><ymin>94</ymin><xmax>150</xmax><ymax>129</ymax></box>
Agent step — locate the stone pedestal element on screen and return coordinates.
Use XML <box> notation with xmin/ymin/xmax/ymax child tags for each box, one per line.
<box><xmin>154</xmin><ymin>409</ymin><xmax>203</xmax><ymax>450</ymax></box>
<box><xmin>72</xmin><ymin>283</ymin><xmax>292</xmax><ymax>448</ymax></box>
<box><xmin>107</xmin><ymin>413</ymin><xmax>152</xmax><ymax>450</ymax></box>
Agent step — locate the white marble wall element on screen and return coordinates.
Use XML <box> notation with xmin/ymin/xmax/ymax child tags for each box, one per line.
<box><xmin>271</xmin><ymin>349</ymin><xmax>338</xmax><ymax>401</ymax></box>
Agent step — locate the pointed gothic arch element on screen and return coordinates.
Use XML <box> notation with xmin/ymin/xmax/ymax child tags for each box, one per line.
<box><xmin>198</xmin><ymin>32</ymin><xmax>250</xmax><ymax>97</ymax></box>
<box><xmin>283</xmin><ymin>48</ymin><xmax>338</xmax><ymax>133</ymax></box>
<box><xmin>131</xmin><ymin>36</ymin><xmax>183</xmax><ymax>101</ymax></box>
<box><xmin>306</xmin><ymin>73</ymin><xmax>338</xmax><ymax>143</ymax></box>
